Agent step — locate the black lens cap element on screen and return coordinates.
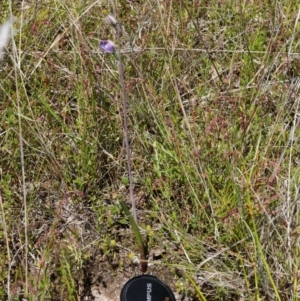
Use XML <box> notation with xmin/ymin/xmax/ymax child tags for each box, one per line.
<box><xmin>120</xmin><ymin>275</ymin><xmax>176</xmax><ymax>301</ymax></box>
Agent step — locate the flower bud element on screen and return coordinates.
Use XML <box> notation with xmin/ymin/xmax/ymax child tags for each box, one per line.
<box><xmin>105</xmin><ymin>15</ymin><xmax>118</xmax><ymax>26</ymax></box>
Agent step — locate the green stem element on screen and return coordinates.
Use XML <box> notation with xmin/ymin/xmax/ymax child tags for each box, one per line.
<box><xmin>120</xmin><ymin>200</ymin><xmax>147</xmax><ymax>272</ymax></box>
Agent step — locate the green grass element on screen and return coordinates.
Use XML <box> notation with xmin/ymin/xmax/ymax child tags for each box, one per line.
<box><xmin>1</xmin><ymin>0</ymin><xmax>300</xmax><ymax>300</ymax></box>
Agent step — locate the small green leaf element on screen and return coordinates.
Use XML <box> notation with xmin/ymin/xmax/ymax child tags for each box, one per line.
<box><xmin>118</xmin><ymin>218</ymin><xmax>128</xmax><ymax>225</ymax></box>
<box><xmin>121</xmin><ymin>176</ymin><xmax>129</xmax><ymax>186</ymax></box>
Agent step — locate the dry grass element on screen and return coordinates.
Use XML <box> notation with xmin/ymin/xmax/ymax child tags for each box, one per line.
<box><xmin>1</xmin><ymin>0</ymin><xmax>300</xmax><ymax>300</ymax></box>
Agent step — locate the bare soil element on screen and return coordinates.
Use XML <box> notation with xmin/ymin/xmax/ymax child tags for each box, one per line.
<box><xmin>77</xmin><ymin>251</ymin><xmax>179</xmax><ymax>301</ymax></box>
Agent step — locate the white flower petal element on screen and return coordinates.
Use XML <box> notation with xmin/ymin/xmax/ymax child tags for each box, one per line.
<box><xmin>0</xmin><ymin>18</ymin><xmax>13</xmax><ymax>60</ymax></box>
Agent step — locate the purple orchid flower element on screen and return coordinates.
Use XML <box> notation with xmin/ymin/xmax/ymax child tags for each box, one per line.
<box><xmin>99</xmin><ymin>40</ymin><xmax>115</xmax><ymax>54</ymax></box>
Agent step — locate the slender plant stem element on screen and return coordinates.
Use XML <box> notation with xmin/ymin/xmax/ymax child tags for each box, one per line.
<box><xmin>9</xmin><ymin>5</ymin><xmax>29</xmax><ymax>295</ymax></box>
<box><xmin>0</xmin><ymin>191</ymin><xmax>11</xmax><ymax>300</ymax></box>
<box><xmin>115</xmin><ymin>21</ymin><xmax>137</xmax><ymax>223</ymax></box>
